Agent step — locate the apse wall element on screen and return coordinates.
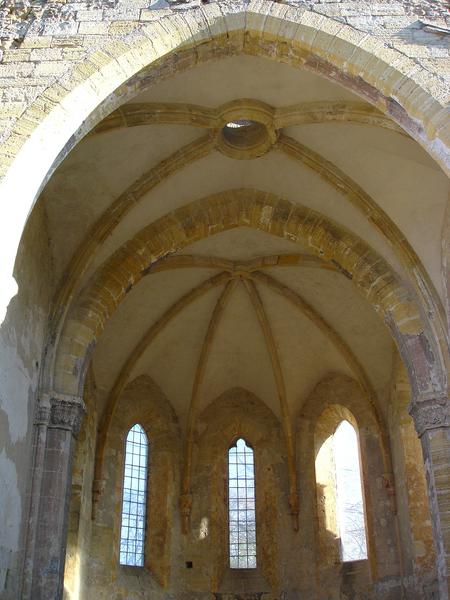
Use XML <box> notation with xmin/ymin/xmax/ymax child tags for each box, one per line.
<box><xmin>59</xmin><ymin>374</ymin><xmax>436</xmax><ymax>600</ymax></box>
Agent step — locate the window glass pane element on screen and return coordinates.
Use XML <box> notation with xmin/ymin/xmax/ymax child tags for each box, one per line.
<box><xmin>333</xmin><ymin>421</ymin><xmax>368</xmax><ymax>561</ymax></box>
<box><xmin>119</xmin><ymin>424</ymin><xmax>148</xmax><ymax>566</ymax></box>
<box><xmin>228</xmin><ymin>438</ymin><xmax>256</xmax><ymax>569</ymax></box>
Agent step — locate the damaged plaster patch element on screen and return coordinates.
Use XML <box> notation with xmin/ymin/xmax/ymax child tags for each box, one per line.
<box><xmin>0</xmin><ymin>330</ymin><xmax>30</xmax><ymax>444</ymax></box>
<box><xmin>0</xmin><ymin>449</ymin><xmax>22</xmax><ymax>589</ymax></box>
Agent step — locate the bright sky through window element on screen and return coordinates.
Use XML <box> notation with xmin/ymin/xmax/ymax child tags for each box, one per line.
<box><xmin>120</xmin><ymin>424</ymin><xmax>148</xmax><ymax>566</ymax></box>
<box><xmin>228</xmin><ymin>438</ymin><xmax>257</xmax><ymax>569</ymax></box>
<box><xmin>333</xmin><ymin>421</ymin><xmax>368</xmax><ymax>561</ymax></box>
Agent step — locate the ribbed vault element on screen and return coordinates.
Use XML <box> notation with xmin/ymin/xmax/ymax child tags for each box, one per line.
<box><xmin>33</xmin><ymin>51</ymin><xmax>449</xmax><ymax>540</ymax></box>
<box><xmin>52</xmin><ymin>188</ymin><xmax>445</xmax><ymax>400</ymax></box>
<box><xmin>3</xmin><ymin>6</ymin><xmax>449</xmax><ymax>598</ymax></box>
<box><xmin>93</xmin><ymin>255</ymin><xmax>385</xmax><ymax>530</ymax></box>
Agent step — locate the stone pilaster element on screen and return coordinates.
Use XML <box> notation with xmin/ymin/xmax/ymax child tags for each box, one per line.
<box><xmin>23</xmin><ymin>393</ymin><xmax>85</xmax><ymax>600</ymax></box>
<box><xmin>410</xmin><ymin>396</ymin><xmax>450</xmax><ymax>600</ymax></box>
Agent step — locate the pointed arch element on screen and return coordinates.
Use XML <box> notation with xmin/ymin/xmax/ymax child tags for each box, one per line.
<box><xmin>120</xmin><ymin>423</ymin><xmax>149</xmax><ymax>567</ymax></box>
<box><xmin>1</xmin><ymin>4</ymin><xmax>449</xmax><ymax>321</ymax></box>
<box><xmin>53</xmin><ymin>189</ymin><xmax>447</xmax><ymax>403</ymax></box>
<box><xmin>228</xmin><ymin>437</ymin><xmax>257</xmax><ymax>569</ymax></box>
<box><xmin>313</xmin><ymin>406</ymin><xmax>368</xmax><ymax>567</ymax></box>
<box><xmin>302</xmin><ymin>375</ymin><xmax>400</xmax><ymax>581</ymax></box>
<box><xmin>333</xmin><ymin>420</ymin><xmax>368</xmax><ymax>562</ymax></box>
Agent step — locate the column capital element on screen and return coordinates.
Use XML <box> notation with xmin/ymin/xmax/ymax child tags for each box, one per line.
<box><xmin>36</xmin><ymin>392</ymin><xmax>86</xmax><ymax>435</ymax></box>
<box><xmin>409</xmin><ymin>394</ymin><xmax>450</xmax><ymax>437</ymax></box>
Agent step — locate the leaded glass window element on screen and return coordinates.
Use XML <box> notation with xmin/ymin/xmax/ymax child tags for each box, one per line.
<box><xmin>334</xmin><ymin>421</ymin><xmax>368</xmax><ymax>561</ymax></box>
<box><xmin>228</xmin><ymin>438</ymin><xmax>257</xmax><ymax>569</ymax></box>
<box><xmin>119</xmin><ymin>424</ymin><xmax>148</xmax><ymax>566</ymax></box>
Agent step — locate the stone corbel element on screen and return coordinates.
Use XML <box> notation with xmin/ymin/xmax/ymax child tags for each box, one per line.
<box><xmin>40</xmin><ymin>392</ymin><xmax>86</xmax><ymax>436</ymax></box>
<box><xmin>409</xmin><ymin>394</ymin><xmax>450</xmax><ymax>438</ymax></box>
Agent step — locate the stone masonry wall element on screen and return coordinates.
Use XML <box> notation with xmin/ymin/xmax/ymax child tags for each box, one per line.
<box><xmin>0</xmin><ymin>0</ymin><xmax>449</xmax><ymax>179</ymax></box>
<box><xmin>61</xmin><ymin>373</ymin><xmax>437</xmax><ymax>599</ymax></box>
<box><xmin>389</xmin><ymin>354</ymin><xmax>438</xmax><ymax>600</ymax></box>
<box><xmin>0</xmin><ymin>199</ymin><xmax>54</xmax><ymax>600</ymax></box>
<box><xmin>299</xmin><ymin>373</ymin><xmax>410</xmax><ymax>600</ymax></box>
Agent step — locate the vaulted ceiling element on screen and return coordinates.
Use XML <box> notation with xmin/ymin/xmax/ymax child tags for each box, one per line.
<box><xmin>39</xmin><ymin>55</ymin><xmax>449</xmax><ymax>428</ymax></box>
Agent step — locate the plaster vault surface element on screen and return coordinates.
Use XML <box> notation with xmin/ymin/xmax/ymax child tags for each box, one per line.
<box><xmin>41</xmin><ymin>56</ymin><xmax>411</xmax><ymax>421</ymax></box>
<box><xmin>0</xmin><ymin>1</ymin><xmax>450</xmax><ymax>600</ymax></box>
<box><xmin>38</xmin><ymin>55</ymin><xmax>446</xmax><ymax>418</ymax></box>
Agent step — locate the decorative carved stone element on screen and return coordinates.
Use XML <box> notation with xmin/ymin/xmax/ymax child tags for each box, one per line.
<box><xmin>409</xmin><ymin>395</ymin><xmax>450</xmax><ymax>437</ymax></box>
<box><xmin>49</xmin><ymin>393</ymin><xmax>86</xmax><ymax>436</ymax></box>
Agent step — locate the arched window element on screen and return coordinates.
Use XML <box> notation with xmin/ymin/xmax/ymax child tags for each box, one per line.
<box><xmin>333</xmin><ymin>421</ymin><xmax>368</xmax><ymax>561</ymax></box>
<box><xmin>228</xmin><ymin>438</ymin><xmax>256</xmax><ymax>569</ymax></box>
<box><xmin>119</xmin><ymin>423</ymin><xmax>148</xmax><ymax>566</ymax></box>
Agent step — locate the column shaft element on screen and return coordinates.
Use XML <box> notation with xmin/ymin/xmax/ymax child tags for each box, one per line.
<box><xmin>410</xmin><ymin>397</ymin><xmax>450</xmax><ymax>600</ymax></box>
<box><xmin>24</xmin><ymin>394</ymin><xmax>85</xmax><ymax>600</ymax></box>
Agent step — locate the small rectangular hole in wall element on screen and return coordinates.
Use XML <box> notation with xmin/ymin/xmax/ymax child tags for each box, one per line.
<box><xmin>186</xmin><ymin>561</ymin><xmax>193</xmax><ymax>569</ymax></box>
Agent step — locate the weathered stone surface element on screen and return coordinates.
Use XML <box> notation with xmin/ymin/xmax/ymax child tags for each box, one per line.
<box><xmin>409</xmin><ymin>396</ymin><xmax>450</xmax><ymax>437</ymax></box>
<box><xmin>0</xmin><ymin>2</ymin><xmax>449</xmax><ymax>600</ymax></box>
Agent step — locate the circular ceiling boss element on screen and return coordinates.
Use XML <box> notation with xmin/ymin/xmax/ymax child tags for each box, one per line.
<box><xmin>214</xmin><ymin>100</ymin><xmax>278</xmax><ymax>159</ymax></box>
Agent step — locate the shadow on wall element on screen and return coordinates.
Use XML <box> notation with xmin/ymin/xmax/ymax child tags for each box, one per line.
<box><xmin>315</xmin><ymin>479</ymin><xmax>371</xmax><ymax>600</ymax></box>
<box><xmin>394</xmin><ymin>20</ymin><xmax>450</xmax><ymax>45</ymax></box>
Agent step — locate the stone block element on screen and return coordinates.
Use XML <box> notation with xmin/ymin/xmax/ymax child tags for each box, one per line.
<box><xmin>43</xmin><ymin>20</ymin><xmax>80</xmax><ymax>36</ymax></box>
<box><xmin>34</xmin><ymin>61</ymin><xmax>69</xmax><ymax>77</ymax></box>
<box><xmin>78</xmin><ymin>21</ymin><xmax>111</xmax><ymax>34</ymax></box>
<box><xmin>30</xmin><ymin>47</ymin><xmax>64</xmax><ymax>61</ymax></box>
<box><xmin>76</xmin><ymin>9</ymin><xmax>104</xmax><ymax>21</ymax></box>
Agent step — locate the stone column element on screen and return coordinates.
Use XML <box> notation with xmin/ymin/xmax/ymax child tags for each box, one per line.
<box><xmin>23</xmin><ymin>393</ymin><xmax>85</xmax><ymax>600</ymax></box>
<box><xmin>410</xmin><ymin>396</ymin><xmax>450</xmax><ymax>600</ymax></box>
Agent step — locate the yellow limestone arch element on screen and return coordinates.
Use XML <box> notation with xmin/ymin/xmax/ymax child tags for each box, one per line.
<box><xmin>1</xmin><ymin>2</ymin><xmax>449</xmax><ymax>322</ymax></box>
<box><xmin>51</xmin><ymin>189</ymin><xmax>447</xmax><ymax>405</ymax></box>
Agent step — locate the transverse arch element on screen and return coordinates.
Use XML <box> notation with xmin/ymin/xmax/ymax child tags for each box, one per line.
<box><xmin>53</xmin><ymin>190</ymin><xmax>447</xmax><ymax>404</ymax></box>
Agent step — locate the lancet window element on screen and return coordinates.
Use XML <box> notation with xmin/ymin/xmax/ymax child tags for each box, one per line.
<box><xmin>333</xmin><ymin>420</ymin><xmax>368</xmax><ymax>561</ymax></box>
<box><xmin>119</xmin><ymin>423</ymin><xmax>149</xmax><ymax>566</ymax></box>
<box><xmin>228</xmin><ymin>438</ymin><xmax>257</xmax><ymax>568</ymax></box>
